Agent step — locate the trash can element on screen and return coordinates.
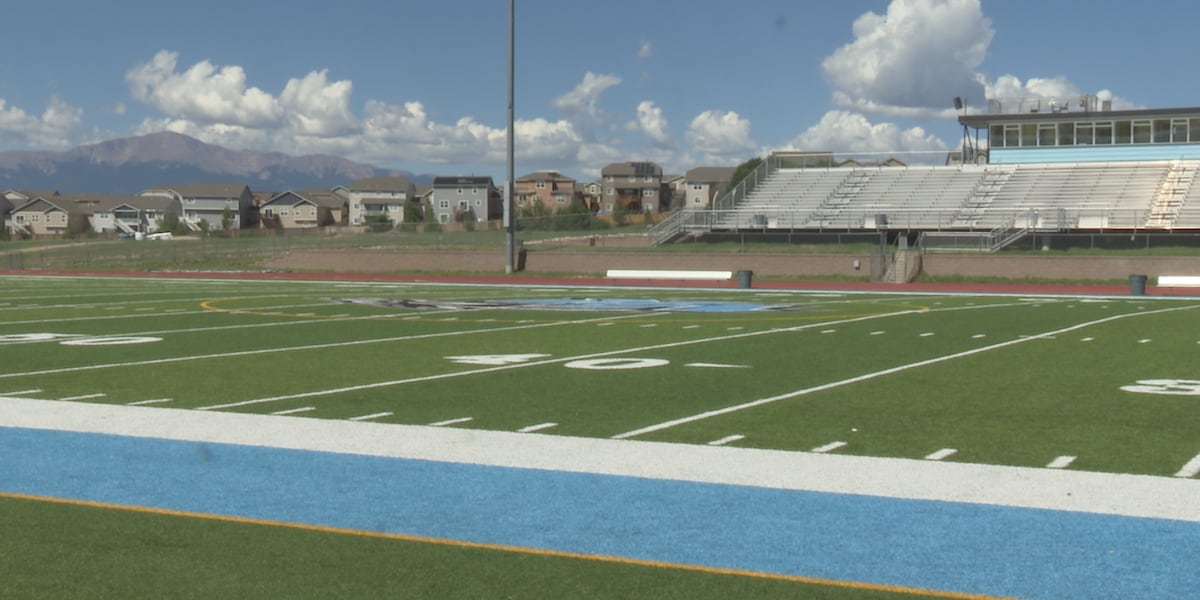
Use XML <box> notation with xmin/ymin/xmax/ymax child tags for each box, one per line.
<box><xmin>737</xmin><ymin>270</ymin><xmax>753</xmax><ymax>289</ymax></box>
<box><xmin>1129</xmin><ymin>274</ymin><xmax>1148</xmax><ymax>296</ymax></box>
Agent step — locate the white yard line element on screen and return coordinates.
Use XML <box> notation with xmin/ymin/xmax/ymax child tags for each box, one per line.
<box><xmin>1047</xmin><ymin>456</ymin><xmax>1077</xmax><ymax>469</ymax></box>
<box><xmin>811</xmin><ymin>441</ymin><xmax>848</xmax><ymax>453</ymax></box>
<box><xmin>9</xmin><ymin>397</ymin><xmax>1193</xmax><ymax>522</ymax></box>
<box><xmin>56</xmin><ymin>393</ymin><xmax>106</xmax><ymax>401</ymax></box>
<box><xmin>126</xmin><ymin>399</ymin><xmax>174</xmax><ymax>406</ymax></box>
<box><xmin>708</xmin><ymin>434</ymin><xmax>745</xmax><ymax>446</ymax></box>
<box><xmin>197</xmin><ymin>309</ymin><xmax>925</xmax><ymax>411</ymax></box>
<box><xmin>1175</xmin><ymin>453</ymin><xmax>1200</xmax><ymax>479</ymax></box>
<box><xmin>347</xmin><ymin>412</ymin><xmax>393</xmax><ymax>422</ymax></box>
<box><xmin>517</xmin><ymin>422</ymin><xmax>558</xmax><ymax>433</ymax></box>
<box><xmin>429</xmin><ymin>417</ymin><xmax>474</xmax><ymax>427</ymax></box>
<box><xmin>611</xmin><ymin>304</ymin><xmax>1200</xmax><ymax>440</ymax></box>
<box><xmin>0</xmin><ymin>312</ymin><xmax>651</xmax><ymax>381</ymax></box>
<box><xmin>926</xmin><ymin>448</ymin><xmax>958</xmax><ymax>461</ymax></box>
<box><xmin>271</xmin><ymin>407</ymin><xmax>316</xmax><ymax>416</ymax></box>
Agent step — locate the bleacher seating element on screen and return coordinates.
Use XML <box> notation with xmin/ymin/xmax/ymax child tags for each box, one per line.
<box><xmin>714</xmin><ymin>160</ymin><xmax>1200</xmax><ymax>233</ymax></box>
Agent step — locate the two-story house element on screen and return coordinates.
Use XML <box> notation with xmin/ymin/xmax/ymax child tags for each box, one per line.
<box><xmin>431</xmin><ymin>176</ymin><xmax>502</xmax><ymax>224</ymax></box>
<box><xmin>513</xmin><ymin>171</ymin><xmax>579</xmax><ymax>214</ymax></box>
<box><xmin>347</xmin><ymin>176</ymin><xmax>416</xmax><ymax>227</ymax></box>
<box><xmin>600</xmin><ymin>162</ymin><xmax>665</xmax><ymax>214</ymax></box>
<box><xmin>684</xmin><ymin>166</ymin><xmax>737</xmax><ymax>209</ymax></box>
<box><xmin>8</xmin><ymin>196</ymin><xmax>80</xmax><ymax>236</ymax></box>
<box><xmin>71</xmin><ymin>194</ymin><xmax>177</xmax><ymax>235</ymax></box>
<box><xmin>260</xmin><ymin>189</ymin><xmax>348</xmax><ymax>229</ymax></box>
<box><xmin>140</xmin><ymin>184</ymin><xmax>254</xmax><ymax>231</ymax></box>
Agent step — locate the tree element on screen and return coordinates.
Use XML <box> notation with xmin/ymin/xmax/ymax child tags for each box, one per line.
<box><xmin>728</xmin><ymin>157</ymin><xmax>763</xmax><ymax>192</ymax></box>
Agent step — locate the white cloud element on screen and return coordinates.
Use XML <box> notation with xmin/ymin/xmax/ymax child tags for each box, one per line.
<box><xmin>279</xmin><ymin>70</ymin><xmax>359</xmax><ymax>137</ymax></box>
<box><xmin>822</xmin><ymin>0</ymin><xmax>992</xmax><ymax>117</ymax></box>
<box><xmin>0</xmin><ymin>95</ymin><xmax>82</xmax><ymax>149</ymax></box>
<box><xmin>784</xmin><ymin>110</ymin><xmax>947</xmax><ymax>155</ymax></box>
<box><xmin>685</xmin><ymin>110</ymin><xmax>757</xmax><ymax>163</ymax></box>
<box><xmin>637</xmin><ymin>41</ymin><xmax>654</xmax><ymax>60</ymax></box>
<box><xmin>634</xmin><ymin>101</ymin><xmax>672</xmax><ymax>147</ymax></box>
<box><xmin>126</xmin><ymin>50</ymin><xmax>283</xmax><ymax>128</ymax></box>
<box><xmin>552</xmin><ymin>72</ymin><xmax>622</xmax><ymax>141</ymax></box>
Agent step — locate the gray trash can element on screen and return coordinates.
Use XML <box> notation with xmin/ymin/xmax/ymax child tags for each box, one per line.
<box><xmin>737</xmin><ymin>270</ymin><xmax>753</xmax><ymax>289</ymax></box>
<box><xmin>1129</xmin><ymin>274</ymin><xmax>1147</xmax><ymax>295</ymax></box>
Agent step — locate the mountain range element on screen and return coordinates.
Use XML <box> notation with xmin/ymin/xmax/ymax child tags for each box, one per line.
<box><xmin>0</xmin><ymin>132</ymin><xmax>424</xmax><ymax>194</ymax></box>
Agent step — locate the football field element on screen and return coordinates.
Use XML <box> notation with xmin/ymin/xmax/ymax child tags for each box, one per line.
<box><xmin>2</xmin><ymin>274</ymin><xmax>1199</xmax><ymax>598</ymax></box>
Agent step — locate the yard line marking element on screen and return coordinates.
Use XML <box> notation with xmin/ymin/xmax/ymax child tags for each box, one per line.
<box><xmin>1138</xmin><ymin>338</ymin><xmax>1152</xmax><ymax>344</ymax></box>
<box><xmin>972</xmin><ymin>334</ymin><xmax>986</xmax><ymax>339</ymax></box>
<box><xmin>683</xmin><ymin>325</ymin><xmax>700</xmax><ymax>329</ymax></box>
<box><xmin>707</xmin><ymin>434</ymin><xmax>745</xmax><ymax>446</ymax></box>
<box><xmin>1047</xmin><ymin>456</ymin><xmax>1077</xmax><ymax>469</ymax></box>
<box><xmin>429</xmin><ymin>417</ymin><xmax>474</xmax><ymax>427</ymax></box>
<box><xmin>920</xmin><ymin>332</ymin><xmax>936</xmax><ymax>337</ymax></box>
<box><xmin>612</xmin><ymin>303</ymin><xmax>1200</xmax><ymax>440</ymax></box>
<box><xmin>1081</xmin><ymin>337</ymin><xmax>1095</xmax><ymax>342</ymax></box>
<box><xmin>126</xmin><ymin>398</ymin><xmax>174</xmax><ymax>406</ymax></box>
<box><xmin>821</xmin><ymin>329</ymin><xmax>837</xmax><ymax>334</ymax></box>
<box><xmin>517</xmin><ymin>422</ymin><xmax>558</xmax><ymax>433</ymax></box>
<box><xmin>640</xmin><ymin>324</ymin><xmax>658</xmax><ymax>328</ymax></box>
<box><xmin>925</xmin><ymin>448</ymin><xmax>958</xmax><ymax>461</ymax></box>
<box><xmin>0</xmin><ymin>312</ymin><xmax>651</xmax><ymax>380</ymax></box>
<box><xmin>347</xmin><ymin>412</ymin><xmax>393</xmax><ymax>422</ymax></box>
<box><xmin>2</xmin><ymin>389</ymin><xmax>42</xmax><ymax>396</ymax></box>
<box><xmin>271</xmin><ymin>407</ymin><xmax>316</xmax><ymax>416</ymax></box>
<box><xmin>56</xmin><ymin>393</ymin><xmax>106</xmax><ymax>401</ymax></box>
<box><xmin>870</xmin><ymin>331</ymin><xmax>886</xmax><ymax>336</ymax></box>
<box><xmin>197</xmin><ymin>309</ymin><xmax>926</xmax><ymax>411</ymax></box>
<box><xmin>685</xmin><ymin>363</ymin><xmax>750</xmax><ymax>369</ymax></box>
<box><xmin>1175</xmin><ymin>453</ymin><xmax>1200</xmax><ymax>478</ymax></box>
<box><xmin>812</xmin><ymin>441</ymin><xmax>847</xmax><ymax>453</ymax></box>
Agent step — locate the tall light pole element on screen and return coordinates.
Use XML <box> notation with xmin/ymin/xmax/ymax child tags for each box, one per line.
<box><xmin>504</xmin><ymin>0</ymin><xmax>516</xmax><ymax>274</ymax></box>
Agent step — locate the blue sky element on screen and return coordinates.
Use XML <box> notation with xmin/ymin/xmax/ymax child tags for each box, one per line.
<box><xmin>1</xmin><ymin>0</ymin><xmax>1196</xmax><ymax>180</ymax></box>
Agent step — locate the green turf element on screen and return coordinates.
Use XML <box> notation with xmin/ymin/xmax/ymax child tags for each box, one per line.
<box><xmin>0</xmin><ymin>496</ymin><xmax>935</xmax><ymax>600</ymax></box>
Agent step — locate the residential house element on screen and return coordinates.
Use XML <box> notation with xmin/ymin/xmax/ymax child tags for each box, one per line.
<box><xmin>8</xmin><ymin>196</ymin><xmax>81</xmax><ymax>236</ymax></box>
<box><xmin>684</xmin><ymin>166</ymin><xmax>737</xmax><ymax>209</ymax></box>
<box><xmin>3</xmin><ymin>190</ymin><xmax>58</xmax><ymax>234</ymax></box>
<box><xmin>260</xmin><ymin>189</ymin><xmax>347</xmax><ymax>229</ymax></box>
<box><xmin>140</xmin><ymin>184</ymin><xmax>254</xmax><ymax>231</ymax></box>
<box><xmin>71</xmin><ymin>194</ymin><xmax>177</xmax><ymax>234</ymax></box>
<box><xmin>663</xmin><ymin>174</ymin><xmax>687</xmax><ymax>211</ymax></box>
<box><xmin>347</xmin><ymin>176</ymin><xmax>416</xmax><ymax>227</ymax></box>
<box><xmin>431</xmin><ymin>176</ymin><xmax>502</xmax><ymax>224</ymax></box>
<box><xmin>600</xmin><ymin>162</ymin><xmax>665</xmax><ymax>214</ymax></box>
<box><xmin>579</xmin><ymin>181</ymin><xmax>603</xmax><ymax>213</ymax></box>
<box><xmin>513</xmin><ymin>171</ymin><xmax>579</xmax><ymax>214</ymax></box>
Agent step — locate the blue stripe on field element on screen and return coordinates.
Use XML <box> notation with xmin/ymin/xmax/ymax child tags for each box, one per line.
<box><xmin>1</xmin><ymin>426</ymin><xmax>1196</xmax><ymax>599</ymax></box>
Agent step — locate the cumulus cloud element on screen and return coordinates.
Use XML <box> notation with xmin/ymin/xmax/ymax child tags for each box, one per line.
<box><xmin>685</xmin><ymin>110</ymin><xmax>758</xmax><ymax>164</ymax></box>
<box><xmin>126</xmin><ymin>51</ymin><xmax>282</xmax><ymax>128</ymax></box>
<box><xmin>785</xmin><ymin>110</ymin><xmax>947</xmax><ymax>155</ymax></box>
<box><xmin>822</xmin><ymin>0</ymin><xmax>992</xmax><ymax>117</ymax></box>
<box><xmin>0</xmin><ymin>95</ymin><xmax>82</xmax><ymax>149</ymax></box>
<box><xmin>634</xmin><ymin>101</ymin><xmax>672</xmax><ymax>147</ymax></box>
<box><xmin>279</xmin><ymin>70</ymin><xmax>359</xmax><ymax>137</ymax></box>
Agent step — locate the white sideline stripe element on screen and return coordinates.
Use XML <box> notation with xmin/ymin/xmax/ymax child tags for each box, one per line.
<box><xmin>430</xmin><ymin>417</ymin><xmax>474</xmax><ymax>427</ymax></box>
<box><xmin>10</xmin><ymin>395</ymin><xmax>1197</xmax><ymax>522</ymax></box>
<box><xmin>611</xmin><ymin>303</ymin><xmax>1200</xmax><ymax>440</ymax></box>
<box><xmin>2</xmin><ymin>389</ymin><xmax>42</xmax><ymax>396</ymax></box>
<box><xmin>812</xmin><ymin>441</ymin><xmax>847</xmax><ymax>453</ymax></box>
<box><xmin>1175</xmin><ymin>453</ymin><xmax>1200</xmax><ymax>478</ymax></box>
<box><xmin>606</xmin><ymin>269</ymin><xmax>733</xmax><ymax>281</ymax></box>
<box><xmin>196</xmin><ymin>309</ymin><xmax>925</xmax><ymax>411</ymax></box>
<box><xmin>271</xmin><ymin>407</ymin><xmax>316</xmax><ymax>416</ymax></box>
<box><xmin>1048</xmin><ymin>456</ymin><xmax>1077</xmax><ymax>469</ymax></box>
<box><xmin>926</xmin><ymin>448</ymin><xmax>958</xmax><ymax>461</ymax></box>
<box><xmin>708</xmin><ymin>434</ymin><xmax>745</xmax><ymax>446</ymax></box>
<box><xmin>57</xmin><ymin>393</ymin><xmax>106</xmax><ymax>401</ymax></box>
<box><xmin>517</xmin><ymin>422</ymin><xmax>558</xmax><ymax>433</ymax></box>
<box><xmin>126</xmin><ymin>399</ymin><xmax>174</xmax><ymax>406</ymax></box>
<box><xmin>348</xmin><ymin>412</ymin><xmax>393</xmax><ymax>422</ymax></box>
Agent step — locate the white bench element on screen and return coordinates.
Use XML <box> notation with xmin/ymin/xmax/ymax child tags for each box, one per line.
<box><xmin>1157</xmin><ymin>275</ymin><xmax>1200</xmax><ymax>288</ymax></box>
<box><xmin>606</xmin><ymin>269</ymin><xmax>734</xmax><ymax>281</ymax></box>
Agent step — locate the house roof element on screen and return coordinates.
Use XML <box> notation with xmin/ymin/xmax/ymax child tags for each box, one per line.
<box><xmin>685</xmin><ymin>166</ymin><xmax>736</xmax><ymax>183</ymax></box>
<box><xmin>601</xmin><ymin>162</ymin><xmax>662</xmax><ymax>177</ymax></box>
<box><xmin>12</xmin><ymin>196</ymin><xmax>74</xmax><ymax>214</ymax></box>
<box><xmin>433</xmin><ymin>176</ymin><xmax>494</xmax><ymax>187</ymax></box>
<box><xmin>516</xmin><ymin>171</ymin><xmax>573</xmax><ymax>182</ymax></box>
<box><xmin>158</xmin><ymin>183</ymin><xmax>251</xmax><ymax>198</ymax></box>
<box><xmin>348</xmin><ymin>176</ymin><xmax>413</xmax><ymax>192</ymax></box>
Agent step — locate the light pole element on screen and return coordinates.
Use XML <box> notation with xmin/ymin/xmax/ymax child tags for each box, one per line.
<box><xmin>504</xmin><ymin>0</ymin><xmax>516</xmax><ymax>274</ymax></box>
